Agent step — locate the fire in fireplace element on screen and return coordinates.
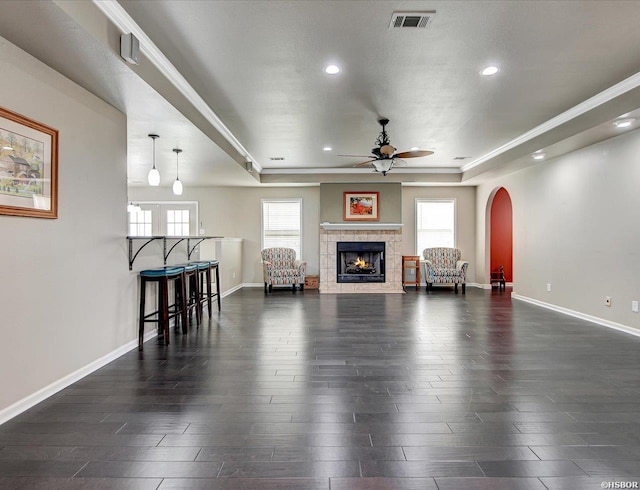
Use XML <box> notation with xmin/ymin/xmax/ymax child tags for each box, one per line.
<box><xmin>337</xmin><ymin>241</ymin><xmax>385</xmax><ymax>283</ymax></box>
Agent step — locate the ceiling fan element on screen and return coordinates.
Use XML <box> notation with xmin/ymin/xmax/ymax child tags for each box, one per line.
<box><xmin>340</xmin><ymin>118</ymin><xmax>433</xmax><ymax>175</ymax></box>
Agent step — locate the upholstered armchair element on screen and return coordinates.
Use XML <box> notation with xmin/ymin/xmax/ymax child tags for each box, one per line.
<box><xmin>422</xmin><ymin>247</ymin><xmax>469</xmax><ymax>294</ymax></box>
<box><xmin>261</xmin><ymin>247</ymin><xmax>307</xmax><ymax>292</ymax></box>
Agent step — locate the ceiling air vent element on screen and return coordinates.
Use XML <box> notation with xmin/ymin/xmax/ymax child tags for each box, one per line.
<box><xmin>389</xmin><ymin>11</ymin><xmax>436</xmax><ymax>29</ymax></box>
<box><xmin>269</xmin><ymin>157</ymin><xmax>285</xmax><ymax>161</ymax></box>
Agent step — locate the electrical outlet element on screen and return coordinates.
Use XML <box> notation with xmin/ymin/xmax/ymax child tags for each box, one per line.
<box><xmin>546</xmin><ymin>283</ymin><xmax>551</xmax><ymax>292</ymax></box>
<box><xmin>632</xmin><ymin>300</ymin><xmax>638</xmax><ymax>313</ymax></box>
<box><xmin>605</xmin><ymin>296</ymin><xmax>611</xmax><ymax>307</ymax></box>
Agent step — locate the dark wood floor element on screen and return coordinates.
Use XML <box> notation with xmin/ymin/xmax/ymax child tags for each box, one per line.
<box><xmin>1</xmin><ymin>287</ymin><xmax>640</xmax><ymax>489</ymax></box>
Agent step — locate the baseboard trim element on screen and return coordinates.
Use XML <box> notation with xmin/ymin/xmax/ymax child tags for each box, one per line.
<box><xmin>0</xmin><ymin>330</ymin><xmax>158</xmax><ymax>426</ymax></box>
<box><xmin>512</xmin><ymin>293</ymin><xmax>640</xmax><ymax>338</ymax></box>
<box><xmin>221</xmin><ymin>283</ymin><xmax>243</xmax><ymax>298</ymax></box>
<box><xmin>472</xmin><ymin>282</ymin><xmax>514</xmax><ymax>290</ymax></box>
<box><xmin>242</xmin><ymin>282</ymin><xmax>265</xmax><ymax>288</ymax></box>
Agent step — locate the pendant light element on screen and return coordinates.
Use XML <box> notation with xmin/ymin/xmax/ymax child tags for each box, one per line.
<box><xmin>147</xmin><ymin>134</ymin><xmax>160</xmax><ymax>186</ymax></box>
<box><xmin>172</xmin><ymin>148</ymin><xmax>183</xmax><ymax>195</ymax></box>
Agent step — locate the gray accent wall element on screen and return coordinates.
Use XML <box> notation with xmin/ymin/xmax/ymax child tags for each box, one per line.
<box><xmin>0</xmin><ymin>37</ymin><xmax>133</xmax><ymax>415</ymax></box>
<box><xmin>320</xmin><ymin>183</ymin><xmax>402</xmax><ymax>223</ymax></box>
<box><xmin>476</xmin><ymin>128</ymin><xmax>640</xmax><ymax>331</ymax></box>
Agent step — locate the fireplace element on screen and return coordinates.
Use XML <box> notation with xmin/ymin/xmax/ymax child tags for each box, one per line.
<box><xmin>336</xmin><ymin>241</ymin><xmax>385</xmax><ymax>283</ymax></box>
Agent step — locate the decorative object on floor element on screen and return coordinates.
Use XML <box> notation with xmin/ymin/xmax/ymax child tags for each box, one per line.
<box><xmin>422</xmin><ymin>247</ymin><xmax>469</xmax><ymax>294</ymax></box>
<box><xmin>0</xmin><ymin>106</ymin><xmax>58</xmax><ymax>218</ymax></box>
<box><xmin>304</xmin><ymin>274</ymin><xmax>319</xmax><ymax>290</ymax></box>
<box><xmin>343</xmin><ymin>191</ymin><xmax>379</xmax><ymax>221</ymax></box>
<box><xmin>261</xmin><ymin>247</ymin><xmax>307</xmax><ymax>293</ymax></box>
<box><xmin>147</xmin><ymin>134</ymin><xmax>160</xmax><ymax>186</ymax></box>
<box><xmin>491</xmin><ymin>264</ymin><xmax>506</xmax><ymax>291</ymax></box>
<box><xmin>339</xmin><ymin>118</ymin><xmax>433</xmax><ymax>175</ymax></box>
<box><xmin>172</xmin><ymin>148</ymin><xmax>183</xmax><ymax>195</ymax></box>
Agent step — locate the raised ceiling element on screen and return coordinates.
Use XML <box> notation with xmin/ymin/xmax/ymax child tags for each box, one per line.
<box><xmin>2</xmin><ymin>1</ymin><xmax>640</xmax><ymax>186</ymax></box>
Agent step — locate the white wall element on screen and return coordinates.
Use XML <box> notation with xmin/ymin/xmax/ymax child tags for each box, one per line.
<box><xmin>476</xmin><ymin>128</ymin><xmax>640</xmax><ymax>331</ymax></box>
<box><xmin>128</xmin><ymin>186</ymin><xmax>321</xmax><ymax>283</ymax></box>
<box><xmin>402</xmin><ymin>186</ymin><xmax>477</xmax><ymax>282</ymax></box>
<box><xmin>0</xmin><ymin>37</ymin><xmax>134</xmax><ymax>417</ymax></box>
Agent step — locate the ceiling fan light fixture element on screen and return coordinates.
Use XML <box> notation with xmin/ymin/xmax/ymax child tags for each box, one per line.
<box><xmin>380</xmin><ymin>144</ymin><xmax>396</xmax><ymax>156</ymax></box>
<box><xmin>324</xmin><ymin>64</ymin><xmax>340</xmax><ymax>75</ymax></box>
<box><xmin>481</xmin><ymin>65</ymin><xmax>499</xmax><ymax>76</ymax></box>
<box><xmin>372</xmin><ymin>159</ymin><xmax>394</xmax><ymax>176</ymax></box>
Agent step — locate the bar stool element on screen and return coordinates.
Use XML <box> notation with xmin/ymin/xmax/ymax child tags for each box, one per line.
<box><xmin>191</xmin><ymin>260</ymin><xmax>221</xmax><ymax>318</ymax></box>
<box><xmin>178</xmin><ymin>263</ymin><xmax>201</xmax><ymax>327</ymax></box>
<box><xmin>138</xmin><ymin>266</ymin><xmax>187</xmax><ymax>350</ymax></box>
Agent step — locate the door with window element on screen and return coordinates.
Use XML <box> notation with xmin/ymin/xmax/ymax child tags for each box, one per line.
<box><xmin>128</xmin><ymin>201</ymin><xmax>198</xmax><ymax>237</ymax></box>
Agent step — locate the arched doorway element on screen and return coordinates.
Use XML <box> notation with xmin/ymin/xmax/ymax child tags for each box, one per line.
<box><xmin>489</xmin><ymin>187</ymin><xmax>513</xmax><ymax>283</ymax></box>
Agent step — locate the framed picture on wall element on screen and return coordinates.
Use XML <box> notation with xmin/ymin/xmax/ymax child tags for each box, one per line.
<box><xmin>343</xmin><ymin>191</ymin><xmax>380</xmax><ymax>221</ymax></box>
<box><xmin>0</xmin><ymin>106</ymin><xmax>58</xmax><ymax>219</ymax></box>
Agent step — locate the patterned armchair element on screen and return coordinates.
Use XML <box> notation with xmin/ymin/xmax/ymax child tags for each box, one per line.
<box><xmin>261</xmin><ymin>247</ymin><xmax>307</xmax><ymax>293</ymax></box>
<box><xmin>422</xmin><ymin>247</ymin><xmax>469</xmax><ymax>294</ymax></box>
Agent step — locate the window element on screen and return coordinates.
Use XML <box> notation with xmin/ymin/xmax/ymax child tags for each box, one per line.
<box><xmin>262</xmin><ymin>199</ymin><xmax>302</xmax><ymax>257</ymax></box>
<box><xmin>128</xmin><ymin>209</ymin><xmax>152</xmax><ymax>236</ymax></box>
<box><xmin>126</xmin><ymin>201</ymin><xmax>198</xmax><ymax>236</ymax></box>
<box><xmin>416</xmin><ymin>199</ymin><xmax>455</xmax><ymax>254</ymax></box>
<box><xmin>167</xmin><ymin>209</ymin><xmax>190</xmax><ymax>236</ymax></box>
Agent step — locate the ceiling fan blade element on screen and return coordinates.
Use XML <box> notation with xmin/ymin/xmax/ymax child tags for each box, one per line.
<box><xmin>395</xmin><ymin>149</ymin><xmax>434</xmax><ymax>159</ymax></box>
<box><xmin>338</xmin><ymin>154</ymin><xmax>375</xmax><ymax>158</ymax></box>
<box><xmin>353</xmin><ymin>159</ymin><xmax>376</xmax><ymax>167</ymax></box>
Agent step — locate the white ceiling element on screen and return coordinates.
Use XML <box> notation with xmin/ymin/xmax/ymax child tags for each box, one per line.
<box><xmin>2</xmin><ymin>1</ymin><xmax>640</xmax><ymax>186</ymax></box>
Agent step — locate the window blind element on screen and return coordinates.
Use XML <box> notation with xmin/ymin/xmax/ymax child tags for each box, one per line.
<box><xmin>262</xmin><ymin>199</ymin><xmax>302</xmax><ymax>257</ymax></box>
<box><xmin>416</xmin><ymin>199</ymin><xmax>455</xmax><ymax>254</ymax></box>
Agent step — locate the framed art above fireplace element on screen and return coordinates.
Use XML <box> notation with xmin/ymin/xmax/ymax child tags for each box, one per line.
<box><xmin>343</xmin><ymin>191</ymin><xmax>379</xmax><ymax>221</ymax></box>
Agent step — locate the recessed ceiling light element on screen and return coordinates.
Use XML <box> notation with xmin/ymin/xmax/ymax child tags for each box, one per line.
<box><xmin>410</xmin><ymin>147</ymin><xmax>419</xmax><ymax>151</ymax></box>
<box><xmin>480</xmin><ymin>66</ymin><xmax>499</xmax><ymax>76</ymax></box>
<box><xmin>532</xmin><ymin>152</ymin><xmax>546</xmax><ymax>160</ymax></box>
<box><xmin>614</xmin><ymin>118</ymin><xmax>635</xmax><ymax>128</ymax></box>
<box><xmin>323</xmin><ymin>146</ymin><xmax>332</xmax><ymax>152</ymax></box>
<box><xmin>324</xmin><ymin>64</ymin><xmax>340</xmax><ymax>75</ymax></box>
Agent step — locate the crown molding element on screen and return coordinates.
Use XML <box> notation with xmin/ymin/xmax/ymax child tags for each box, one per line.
<box><xmin>462</xmin><ymin>70</ymin><xmax>640</xmax><ymax>173</ymax></box>
<box><xmin>92</xmin><ymin>0</ymin><xmax>262</xmax><ymax>173</ymax></box>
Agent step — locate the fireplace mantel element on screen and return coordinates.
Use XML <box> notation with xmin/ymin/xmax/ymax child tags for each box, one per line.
<box><xmin>320</xmin><ymin>222</ymin><xmax>403</xmax><ymax>231</ymax></box>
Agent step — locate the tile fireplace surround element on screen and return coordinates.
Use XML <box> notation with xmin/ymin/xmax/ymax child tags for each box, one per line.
<box><xmin>319</xmin><ymin>223</ymin><xmax>403</xmax><ymax>294</ymax></box>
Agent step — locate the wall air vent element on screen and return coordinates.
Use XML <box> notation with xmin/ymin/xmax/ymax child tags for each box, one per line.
<box><xmin>389</xmin><ymin>11</ymin><xmax>436</xmax><ymax>29</ymax></box>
